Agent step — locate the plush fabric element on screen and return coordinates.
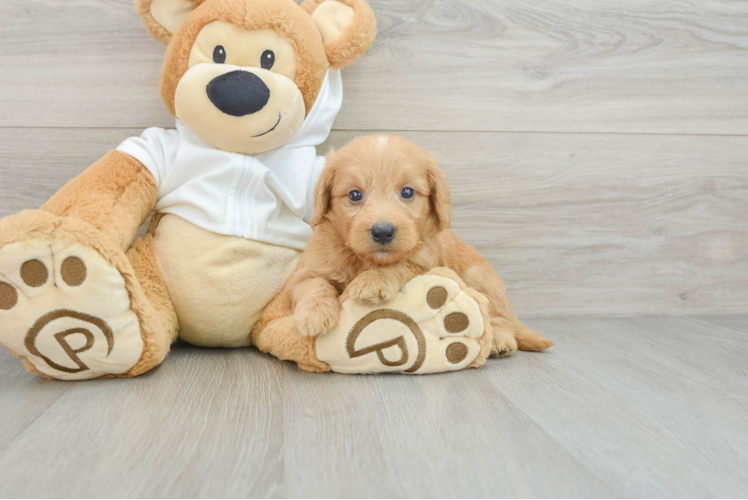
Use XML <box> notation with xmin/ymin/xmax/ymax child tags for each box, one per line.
<box><xmin>41</xmin><ymin>150</ymin><xmax>159</xmax><ymax>252</ymax></box>
<box><xmin>310</xmin><ymin>1</ymin><xmax>354</xmax><ymax>45</ymax></box>
<box><xmin>317</xmin><ymin>270</ymin><xmax>491</xmax><ymax>374</ymax></box>
<box><xmin>125</xmin><ymin>216</ymin><xmax>180</xmax><ymax>372</ymax></box>
<box><xmin>116</xmin><ymin>70</ymin><xmax>343</xmax><ymax>249</ymax></box>
<box><xmin>0</xmin><ymin>239</ymin><xmax>142</xmax><ymax>380</ymax></box>
<box><xmin>188</xmin><ymin>24</ymin><xmax>299</xmax><ymax>81</ymax></box>
<box><xmin>177</xmin><ymin>22</ymin><xmax>310</xmax><ymax>154</ymax></box>
<box><xmin>136</xmin><ymin>0</ymin><xmax>208</xmax><ymax>45</ymax></box>
<box><xmin>302</xmin><ymin>0</ymin><xmax>377</xmax><ymax>69</ymax></box>
<box><xmin>153</xmin><ymin>214</ymin><xmax>300</xmax><ymax>347</ymax></box>
<box><xmin>0</xmin><ymin>211</ymin><xmax>175</xmax><ymax>379</ymax></box>
<box><xmin>159</xmin><ymin>0</ymin><xmax>329</xmax><ymax>117</ymax></box>
<box><xmin>0</xmin><ymin>0</ymin><xmax>379</xmax><ymax>379</ymax></box>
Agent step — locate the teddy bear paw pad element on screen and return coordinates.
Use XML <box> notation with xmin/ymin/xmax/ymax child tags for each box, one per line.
<box><xmin>317</xmin><ymin>273</ymin><xmax>486</xmax><ymax>374</ymax></box>
<box><xmin>0</xmin><ymin>239</ymin><xmax>143</xmax><ymax>380</ymax></box>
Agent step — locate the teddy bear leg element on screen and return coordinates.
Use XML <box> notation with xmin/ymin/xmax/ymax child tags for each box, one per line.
<box><xmin>316</xmin><ymin>268</ymin><xmax>493</xmax><ymax>374</ymax></box>
<box><xmin>0</xmin><ymin>211</ymin><xmax>176</xmax><ymax>380</ymax></box>
<box><xmin>120</xmin><ymin>216</ymin><xmax>179</xmax><ymax>376</ymax></box>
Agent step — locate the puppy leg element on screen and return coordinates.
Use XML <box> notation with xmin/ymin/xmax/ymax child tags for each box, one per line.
<box><xmin>292</xmin><ymin>277</ymin><xmax>341</xmax><ymax>337</ymax></box>
<box><xmin>442</xmin><ymin>233</ymin><xmax>554</xmax><ymax>353</ymax></box>
<box><xmin>254</xmin><ymin>315</ymin><xmax>330</xmax><ymax>372</ymax></box>
<box><xmin>489</xmin><ymin>317</ymin><xmax>519</xmax><ymax>358</ymax></box>
<box><xmin>252</xmin><ymin>287</ymin><xmax>331</xmax><ymax>372</ymax></box>
<box><xmin>468</xmin><ymin>268</ymin><xmax>553</xmax><ymax>353</ymax></box>
<box><xmin>342</xmin><ymin>267</ymin><xmax>416</xmax><ymax>305</ymax></box>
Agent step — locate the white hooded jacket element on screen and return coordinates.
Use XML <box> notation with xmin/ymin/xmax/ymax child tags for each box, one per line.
<box><xmin>116</xmin><ymin>69</ymin><xmax>342</xmax><ymax>250</ymax></box>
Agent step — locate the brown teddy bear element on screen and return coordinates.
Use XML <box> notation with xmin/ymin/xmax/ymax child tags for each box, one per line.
<box><xmin>0</xmin><ymin>0</ymin><xmax>377</xmax><ymax>380</ymax></box>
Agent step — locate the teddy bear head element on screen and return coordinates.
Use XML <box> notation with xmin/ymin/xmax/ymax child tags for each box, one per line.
<box><xmin>135</xmin><ymin>0</ymin><xmax>376</xmax><ymax>155</ymax></box>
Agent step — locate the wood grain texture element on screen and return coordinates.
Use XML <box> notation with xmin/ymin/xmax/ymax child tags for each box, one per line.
<box><xmin>0</xmin><ymin>344</ymin><xmax>75</xmax><ymax>456</ymax></box>
<box><xmin>0</xmin><ymin>345</ymin><xmax>285</xmax><ymax>498</ymax></box>
<box><xmin>699</xmin><ymin>315</ymin><xmax>748</xmax><ymax>336</ymax></box>
<box><xmin>1</xmin><ymin>0</ymin><xmax>747</xmax><ymax>133</ymax></box>
<box><xmin>280</xmin><ymin>363</ymin><xmax>613</xmax><ymax>498</ymax></box>
<box><xmin>1</xmin><ymin>316</ymin><xmax>747</xmax><ymax>497</ymax></box>
<box><xmin>321</xmin><ymin>131</ymin><xmax>748</xmax><ymax>318</ymax></box>
<box><xmin>2</xmin><ymin>128</ymin><xmax>746</xmax><ymax>318</ymax></box>
<box><xmin>490</xmin><ymin>317</ymin><xmax>748</xmax><ymax>498</ymax></box>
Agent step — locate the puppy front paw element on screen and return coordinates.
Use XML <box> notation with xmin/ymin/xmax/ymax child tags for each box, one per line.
<box><xmin>344</xmin><ymin>271</ymin><xmax>401</xmax><ymax>305</ymax></box>
<box><xmin>294</xmin><ymin>303</ymin><xmax>340</xmax><ymax>337</ymax></box>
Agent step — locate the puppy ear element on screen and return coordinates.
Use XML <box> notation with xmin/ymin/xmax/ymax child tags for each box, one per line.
<box><xmin>301</xmin><ymin>0</ymin><xmax>377</xmax><ymax>69</ymax></box>
<box><xmin>311</xmin><ymin>151</ymin><xmax>338</xmax><ymax>227</ymax></box>
<box><xmin>135</xmin><ymin>0</ymin><xmax>205</xmax><ymax>44</ymax></box>
<box><xmin>425</xmin><ymin>154</ymin><xmax>452</xmax><ymax>230</ymax></box>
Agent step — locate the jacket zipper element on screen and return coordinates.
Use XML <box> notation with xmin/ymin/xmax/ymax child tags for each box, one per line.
<box><xmin>233</xmin><ymin>156</ymin><xmax>253</xmax><ymax>237</ymax></box>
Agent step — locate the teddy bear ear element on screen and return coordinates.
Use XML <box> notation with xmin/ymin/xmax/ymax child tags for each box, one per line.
<box><xmin>301</xmin><ymin>0</ymin><xmax>377</xmax><ymax>69</ymax></box>
<box><xmin>135</xmin><ymin>0</ymin><xmax>206</xmax><ymax>44</ymax></box>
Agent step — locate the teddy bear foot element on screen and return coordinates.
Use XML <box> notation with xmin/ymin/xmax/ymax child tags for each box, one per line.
<box><xmin>316</xmin><ymin>268</ymin><xmax>492</xmax><ymax>375</ymax></box>
<box><xmin>0</xmin><ymin>213</ymin><xmax>148</xmax><ymax>380</ymax></box>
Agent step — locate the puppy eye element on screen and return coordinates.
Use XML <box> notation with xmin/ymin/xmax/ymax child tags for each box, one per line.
<box><xmin>349</xmin><ymin>190</ymin><xmax>363</xmax><ymax>202</ymax></box>
<box><xmin>401</xmin><ymin>187</ymin><xmax>415</xmax><ymax>199</ymax></box>
<box><xmin>261</xmin><ymin>50</ymin><xmax>275</xmax><ymax>70</ymax></box>
<box><xmin>213</xmin><ymin>46</ymin><xmax>226</xmax><ymax>64</ymax></box>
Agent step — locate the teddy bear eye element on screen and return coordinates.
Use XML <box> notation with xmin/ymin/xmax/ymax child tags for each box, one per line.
<box><xmin>349</xmin><ymin>190</ymin><xmax>363</xmax><ymax>202</ymax></box>
<box><xmin>261</xmin><ymin>50</ymin><xmax>275</xmax><ymax>70</ymax></box>
<box><xmin>401</xmin><ymin>187</ymin><xmax>415</xmax><ymax>199</ymax></box>
<box><xmin>213</xmin><ymin>45</ymin><xmax>226</xmax><ymax>64</ymax></box>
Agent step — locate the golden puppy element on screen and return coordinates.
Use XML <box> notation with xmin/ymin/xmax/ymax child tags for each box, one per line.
<box><xmin>253</xmin><ymin>135</ymin><xmax>553</xmax><ymax>371</ymax></box>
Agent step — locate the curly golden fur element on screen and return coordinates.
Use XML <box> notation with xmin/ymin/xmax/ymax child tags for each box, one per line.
<box><xmin>252</xmin><ymin>135</ymin><xmax>553</xmax><ymax>371</ymax></box>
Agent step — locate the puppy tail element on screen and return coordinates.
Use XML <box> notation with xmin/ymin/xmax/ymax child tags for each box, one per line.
<box><xmin>515</xmin><ymin>324</ymin><xmax>554</xmax><ymax>352</ymax></box>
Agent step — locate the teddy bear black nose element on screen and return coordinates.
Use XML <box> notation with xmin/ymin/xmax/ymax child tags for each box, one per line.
<box><xmin>206</xmin><ymin>70</ymin><xmax>270</xmax><ymax>117</ymax></box>
<box><xmin>370</xmin><ymin>223</ymin><xmax>396</xmax><ymax>245</ymax></box>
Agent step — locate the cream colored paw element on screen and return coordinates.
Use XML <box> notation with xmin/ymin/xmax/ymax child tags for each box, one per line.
<box><xmin>0</xmin><ymin>239</ymin><xmax>143</xmax><ymax>380</ymax></box>
<box><xmin>317</xmin><ymin>272</ymin><xmax>488</xmax><ymax>374</ymax></box>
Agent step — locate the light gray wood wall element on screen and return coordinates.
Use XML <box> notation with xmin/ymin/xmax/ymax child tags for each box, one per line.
<box><xmin>0</xmin><ymin>0</ymin><xmax>746</xmax><ymax>317</ymax></box>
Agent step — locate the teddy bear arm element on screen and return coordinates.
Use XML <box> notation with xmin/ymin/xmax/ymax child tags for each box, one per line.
<box><xmin>40</xmin><ymin>150</ymin><xmax>159</xmax><ymax>252</ymax></box>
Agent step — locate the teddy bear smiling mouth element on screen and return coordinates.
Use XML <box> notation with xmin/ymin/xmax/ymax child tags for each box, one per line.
<box><xmin>252</xmin><ymin>113</ymin><xmax>282</xmax><ymax>137</ymax></box>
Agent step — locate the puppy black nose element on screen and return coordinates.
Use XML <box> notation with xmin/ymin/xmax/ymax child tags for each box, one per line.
<box><xmin>370</xmin><ymin>224</ymin><xmax>396</xmax><ymax>245</ymax></box>
<box><xmin>207</xmin><ymin>70</ymin><xmax>270</xmax><ymax>117</ymax></box>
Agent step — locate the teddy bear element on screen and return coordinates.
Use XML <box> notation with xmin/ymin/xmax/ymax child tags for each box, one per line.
<box><xmin>0</xmin><ymin>0</ymin><xmax>377</xmax><ymax>380</ymax></box>
<box><xmin>0</xmin><ymin>0</ymin><xmax>552</xmax><ymax>380</ymax></box>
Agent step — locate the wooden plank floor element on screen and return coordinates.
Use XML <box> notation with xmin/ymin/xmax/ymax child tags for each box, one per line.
<box><xmin>1</xmin><ymin>316</ymin><xmax>747</xmax><ymax>498</ymax></box>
